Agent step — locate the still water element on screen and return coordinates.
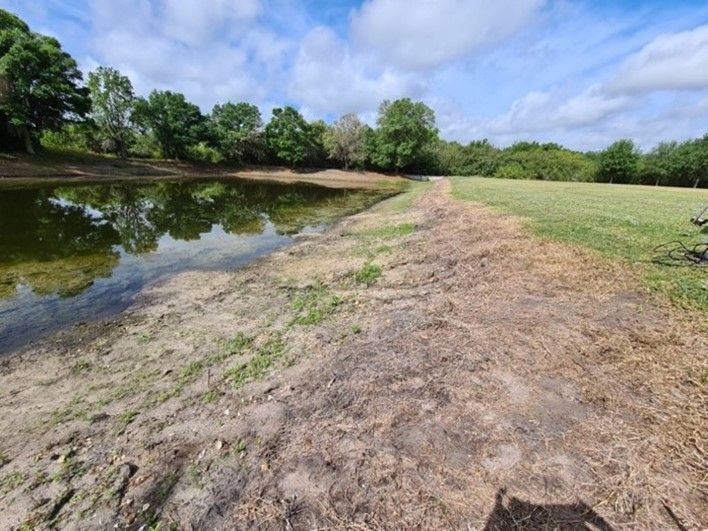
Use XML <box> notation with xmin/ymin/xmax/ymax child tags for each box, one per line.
<box><xmin>0</xmin><ymin>178</ymin><xmax>388</xmax><ymax>353</ymax></box>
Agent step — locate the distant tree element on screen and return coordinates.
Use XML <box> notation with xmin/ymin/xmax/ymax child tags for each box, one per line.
<box><xmin>0</xmin><ymin>9</ymin><xmax>90</xmax><ymax>153</ymax></box>
<box><xmin>87</xmin><ymin>67</ymin><xmax>136</xmax><ymax>157</ymax></box>
<box><xmin>681</xmin><ymin>135</ymin><xmax>708</xmax><ymax>188</ymax></box>
<box><xmin>371</xmin><ymin>98</ymin><xmax>438</xmax><ymax>172</ymax></box>
<box><xmin>208</xmin><ymin>102</ymin><xmax>263</xmax><ymax>163</ymax></box>
<box><xmin>642</xmin><ymin>141</ymin><xmax>680</xmax><ymax>186</ymax></box>
<box><xmin>495</xmin><ymin>148</ymin><xmax>596</xmax><ymax>182</ymax></box>
<box><xmin>264</xmin><ymin>106</ymin><xmax>311</xmax><ymax>167</ymax></box>
<box><xmin>324</xmin><ymin>113</ymin><xmax>368</xmax><ymax>169</ymax></box>
<box><xmin>133</xmin><ymin>90</ymin><xmax>205</xmax><ymax>159</ymax></box>
<box><xmin>598</xmin><ymin>139</ymin><xmax>640</xmax><ymax>184</ymax></box>
<box><xmin>306</xmin><ymin>119</ymin><xmax>329</xmax><ymax>167</ymax></box>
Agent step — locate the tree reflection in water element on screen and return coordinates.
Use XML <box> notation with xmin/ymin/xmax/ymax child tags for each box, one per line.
<box><xmin>0</xmin><ymin>178</ymin><xmax>387</xmax><ymax>352</ymax></box>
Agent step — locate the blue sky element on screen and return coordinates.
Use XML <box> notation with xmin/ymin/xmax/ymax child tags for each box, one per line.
<box><xmin>2</xmin><ymin>0</ymin><xmax>708</xmax><ymax>150</ymax></box>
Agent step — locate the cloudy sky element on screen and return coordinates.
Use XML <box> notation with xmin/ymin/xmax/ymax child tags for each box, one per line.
<box><xmin>2</xmin><ymin>0</ymin><xmax>708</xmax><ymax>150</ymax></box>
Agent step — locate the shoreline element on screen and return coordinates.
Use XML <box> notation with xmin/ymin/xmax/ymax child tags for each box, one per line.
<box><xmin>0</xmin><ymin>180</ymin><xmax>705</xmax><ymax>529</ymax></box>
<box><xmin>0</xmin><ymin>155</ymin><xmax>403</xmax><ymax>190</ymax></box>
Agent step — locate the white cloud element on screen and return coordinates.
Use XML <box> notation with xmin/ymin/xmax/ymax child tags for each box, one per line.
<box><xmin>610</xmin><ymin>24</ymin><xmax>708</xmax><ymax>93</ymax></box>
<box><xmin>83</xmin><ymin>0</ymin><xmax>289</xmax><ymax>110</ymax></box>
<box><xmin>350</xmin><ymin>0</ymin><xmax>544</xmax><ymax>70</ymax></box>
<box><xmin>288</xmin><ymin>26</ymin><xmax>426</xmax><ymax>115</ymax></box>
<box><xmin>161</xmin><ymin>0</ymin><xmax>261</xmax><ymax>46</ymax></box>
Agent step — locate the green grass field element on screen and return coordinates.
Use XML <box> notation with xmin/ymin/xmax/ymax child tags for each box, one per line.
<box><xmin>451</xmin><ymin>177</ymin><xmax>708</xmax><ymax>312</ymax></box>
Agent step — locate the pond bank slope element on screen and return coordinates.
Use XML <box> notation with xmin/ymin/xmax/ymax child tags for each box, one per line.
<box><xmin>0</xmin><ymin>180</ymin><xmax>705</xmax><ymax>529</ymax></box>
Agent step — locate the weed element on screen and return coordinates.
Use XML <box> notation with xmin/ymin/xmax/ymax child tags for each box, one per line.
<box><xmin>290</xmin><ymin>284</ymin><xmax>341</xmax><ymax>325</ymax></box>
<box><xmin>357</xmin><ymin>222</ymin><xmax>415</xmax><ymax>240</ymax></box>
<box><xmin>51</xmin><ymin>458</ymin><xmax>87</xmax><ymax>483</ymax></box>
<box><xmin>179</xmin><ymin>361</ymin><xmax>204</xmax><ymax>385</ymax></box>
<box><xmin>354</xmin><ymin>262</ymin><xmax>382</xmax><ymax>285</ymax></box>
<box><xmin>187</xmin><ymin>463</ymin><xmax>203</xmax><ymax>488</ymax></box>
<box><xmin>225</xmin><ymin>333</ymin><xmax>286</xmax><ymax>388</ymax></box>
<box><xmin>233</xmin><ymin>439</ymin><xmax>247</xmax><ymax>456</ymax></box>
<box><xmin>114</xmin><ymin>409</ymin><xmax>139</xmax><ymax>435</ymax></box>
<box><xmin>50</xmin><ymin>396</ymin><xmax>89</xmax><ymax>426</ymax></box>
<box><xmin>202</xmin><ymin>389</ymin><xmax>219</xmax><ymax>404</ymax></box>
<box><xmin>0</xmin><ymin>451</ymin><xmax>9</xmax><ymax>468</ymax></box>
<box><xmin>224</xmin><ymin>332</ymin><xmax>254</xmax><ymax>355</ymax></box>
<box><xmin>351</xmin><ymin>324</ymin><xmax>362</xmax><ymax>334</ymax></box>
<box><xmin>0</xmin><ymin>471</ymin><xmax>26</xmax><ymax>494</ymax></box>
<box><xmin>69</xmin><ymin>360</ymin><xmax>92</xmax><ymax>375</ymax></box>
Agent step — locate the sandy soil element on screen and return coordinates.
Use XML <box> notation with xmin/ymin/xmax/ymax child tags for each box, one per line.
<box><xmin>0</xmin><ymin>180</ymin><xmax>706</xmax><ymax>530</ymax></box>
<box><xmin>0</xmin><ymin>155</ymin><xmax>400</xmax><ymax>190</ymax></box>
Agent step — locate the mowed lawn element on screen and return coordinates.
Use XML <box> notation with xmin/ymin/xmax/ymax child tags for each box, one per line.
<box><xmin>451</xmin><ymin>177</ymin><xmax>708</xmax><ymax>312</ymax></box>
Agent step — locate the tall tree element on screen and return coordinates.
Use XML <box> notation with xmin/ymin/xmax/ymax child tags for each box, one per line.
<box><xmin>642</xmin><ymin>141</ymin><xmax>679</xmax><ymax>186</ymax></box>
<box><xmin>133</xmin><ymin>90</ymin><xmax>205</xmax><ymax>160</ymax></box>
<box><xmin>264</xmin><ymin>106</ymin><xmax>311</xmax><ymax>168</ymax></box>
<box><xmin>208</xmin><ymin>102</ymin><xmax>263</xmax><ymax>163</ymax></box>
<box><xmin>324</xmin><ymin>113</ymin><xmax>367</xmax><ymax>170</ymax></box>
<box><xmin>306</xmin><ymin>119</ymin><xmax>328</xmax><ymax>167</ymax></box>
<box><xmin>681</xmin><ymin>135</ymin><xmax>708</xmax><ymax>189</ymax></box>
<box><xmin>598</xmin><ymin>139</ymin><xmax>640</xmax><ymax>184</ymax></box>
<box><xmin>0</xmin><ymin>9</ymin><xmax>90</xmax><ymax>153</ymax></box>
<box><xmin>87</xmin><ymin>67</ymin><xmax>136</xmax><ymax>158</ymax></box>
<box><xmin>371</xmin><ymin>98</ymin><xmax>438</xmax><ymax>172</ymax></box>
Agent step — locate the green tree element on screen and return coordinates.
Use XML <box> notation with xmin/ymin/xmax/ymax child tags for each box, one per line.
<box><xmin>0</xmin><ymin>9</ymin><xmax>90</xmax><ymax>153</ymax></box>
<box><xmin>681</xmin><ymin>135</ymin><xmax>708</xmax><ymax>188</ymax></box>
<box><xmin>642</xmin><ymin>141</ymin><xmax>680</xmax><ymax>186</ymax></box>
<box><xmin>306</xmin><ymin>119</ymin><xmax>328</xmax><ymax>167</ymax></box>
<box><xmin>133</xmin><ymin>90</ymin><xmax>205</xmax><ymax>159</ymax></box>
<box><xmin>87</xmin><ymin>67</ymin><xmax>136</xmax><ymax>157</ymax></box>
<box><xmin>371</xmin><ymin>98</ymin><xmax>438</xmax><ymax>172</ymax></box>
<box><xmin>598</xmin><ymin>139</ymin><xmax>640</xmax><ymax>184</ymax></box>
<box><xmin>324</xmin><ymin>113</ymin><xmax>368</xmax><ymax>170</ymax></box>
<box><xmin>208</xmin><ymin>102</ymin><xmax>263</xmax><ymax>162</ymax></box>
<box><xmin>264</xmin><ymin>106</ymin><xmax>311</xmax><ymax>168</ymax></box>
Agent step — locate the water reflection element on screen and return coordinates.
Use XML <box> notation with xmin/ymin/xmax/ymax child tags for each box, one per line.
<box><xmin>0</xmin><ymin>179</ymin><xmax>386</xmax><ymax>352</ymax></box>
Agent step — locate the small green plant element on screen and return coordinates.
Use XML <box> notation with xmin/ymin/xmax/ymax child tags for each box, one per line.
<box><xmin>355</xmin><ymin>262</ymin><xmax>382</xmax><ymax>285</ymax></box>
<box><xmin>225</xmin><ymin>333</ymin><xmax>286</xmax><ymax>388</ymax></box>
<box><xmin>114</xmin><ymin>409</ymin><xmax>139</xmax><ymax>435</ymax></box>
<box><xmin>51</xmin><ymin>457</ymin><xmax>87</xmax><ymax>483</ymax></box>
<box><xmin>187</xmin><ymin>463</ymin><xmax>203</xmax><ymax>488</ymax></box>
<box><xmin>0</xmin><ymin>452</ymin><xmax>9</xmax><ymax>468</ymax></box>
<box><xmin>50</xmin><ymin>396</ymin><xmax>89</xmax><ymax>426</ymax></box>
<box><xmin>69</xmin><ymin>360</ymin><xmax>92</xmax><ymax>375</ymax></box>
<box><xmin>0</xmin><ymin>471</ymin><xmax>26</xmax><ymax>494</ymax></box>
<box><xmin>357</xmin><ymin>222</ymin><xmax>415</xmax><ymax>240</ymax></box>
<box><xmin>290</xmin><ymin>284</ymin><xmax>341</xmax><ymax>325</ymax></box>
<box><xmin>224</xmin><ymin>332</ymin><xmax>254</xmax><ymax>355</ymax></box>
<box><xmin>179</xmin><ymin>361</ymin><xmax>204</xmax><ymax>385</ymax></box>
<box><xmin>202</xmin><ymin>389</ymin><xmax>219</xmax><ymax>404</ymax></box>
<box><xmin>351</xmin><ymin>324</ymin><xmax>362</xmax><ymax>334</ymax></box>
<box><xmin>233</xmin><ymin>439</ymin><xmax>247</xmax><ymax>456</ymax></box>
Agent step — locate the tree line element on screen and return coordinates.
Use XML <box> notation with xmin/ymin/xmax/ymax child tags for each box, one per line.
<box><xmin>1</xmin><ymin>9</ymin><xmax>706</xmax><ymax>187</ymax></box>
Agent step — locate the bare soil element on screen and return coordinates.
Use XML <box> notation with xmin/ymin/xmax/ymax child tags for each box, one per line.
<box><xmin>0</xmin><ymin>154</ymin><xmax>399</xmax><ymax>189</ymax></box>
<box><xmin>0</xmin><ymin>180</ymin><xmax>705</xmax><ymax>530</ymax></box>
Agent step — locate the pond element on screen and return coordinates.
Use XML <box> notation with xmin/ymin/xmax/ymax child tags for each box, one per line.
<box><xmin>0</xmin><ymin>178</ymin><xmax>390</xmax><ymax>354</ymax></box>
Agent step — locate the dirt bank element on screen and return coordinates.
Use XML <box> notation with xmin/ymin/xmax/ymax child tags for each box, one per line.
<box><xmin>0</xmin><ymin>180</ymin><xmax>705</xmax><ymax>530</ymax></box>
<box><xmin>0</xmin><ymin>154</ymin><xmax>400</xmax><ymax>190</ymax></box>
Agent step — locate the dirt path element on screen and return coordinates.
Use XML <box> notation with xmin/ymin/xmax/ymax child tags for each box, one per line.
<box><xmin>0</xmin><ymin>180</ymin><xmax>705</xmax><ymax>530</ymax></box>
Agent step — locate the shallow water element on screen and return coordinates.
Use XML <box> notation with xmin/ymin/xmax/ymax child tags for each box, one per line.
<box><xmin>0</xmin><ymin>178</ymin><xmax>386</xmax><ymax>353</ymax></box>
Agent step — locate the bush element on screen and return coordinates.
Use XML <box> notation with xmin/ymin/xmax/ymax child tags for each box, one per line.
<box><xmin>185</xmin><ymin>142</ymin><xmax>224</xmax><ymax>164</ymax></box>
<box><xmin>39</xmin><ymin>123</ymin><xmax>98</xmax><ymax>154</ymax></box>
<box><xmin>128</xmin><ymin>133</ymin><xmax>161</xmax><ymax>159</ymax></box>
